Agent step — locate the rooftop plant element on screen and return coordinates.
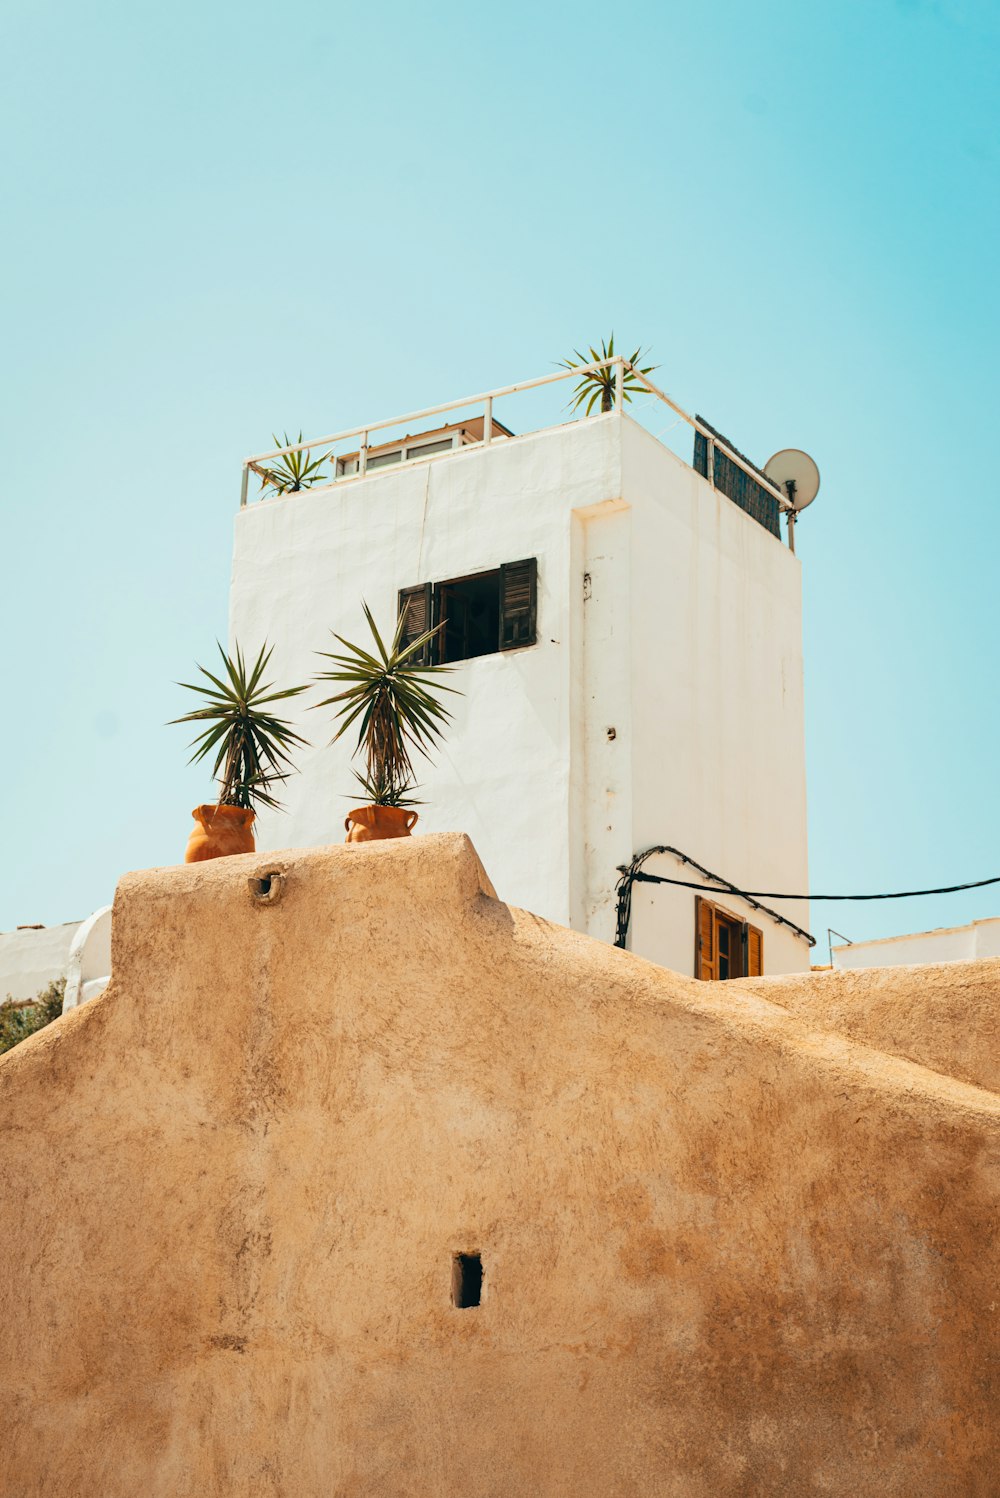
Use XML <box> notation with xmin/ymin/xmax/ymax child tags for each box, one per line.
<box><xmin>314</xmin><ymin>603</ymin><xmax>458</xmax><ymax>808</ymax></box>
<box><xmin>559</xmin><ymin>334</ymin><xmax>657</xmax><ymax>415</ymax></box>
<box><xmin>251</xmin><ymin>431</ymin><xmax>330</xmax><ymax>498</ymax></box>
<box><xmin>171</xmin><ymin>642</ymin><xmax>309</xmax><ymax>812</ymax></box>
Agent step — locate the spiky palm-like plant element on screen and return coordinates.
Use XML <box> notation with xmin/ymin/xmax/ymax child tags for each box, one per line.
<box><xmin>559</xmin><ymin>334</ymin><xmax>657</xmax><ymax>415</ymax></box>
<box><xmin>250</xmin><ymin>431</ymin><xmax>330</xmax><ymax>498</ymax></box>
<box><xmin>314</xmin><ymin>603</ymin><xmax>458</xmax><ymax>806</ymax></box>
<box><xmin>171</xmin><ymin>643</ymin><xmax>309</xmax><ymax>810</ymax></box>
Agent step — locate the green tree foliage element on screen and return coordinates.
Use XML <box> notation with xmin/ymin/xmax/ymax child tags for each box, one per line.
<box><xmin>0</xmin><ymin>978</ymin><xmax>66</xmax><ymax>1056</ymax></box>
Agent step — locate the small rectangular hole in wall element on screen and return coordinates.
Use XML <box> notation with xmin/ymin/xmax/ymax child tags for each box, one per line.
<box><xmin>452</xmin><ymin>1252</ymin><xmax>482</xmax><ymax>1308</ymax></box>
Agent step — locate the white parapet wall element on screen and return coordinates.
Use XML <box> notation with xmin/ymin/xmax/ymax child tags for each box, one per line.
<box><xmin>833</xmin><ymin>916</ymin><xmax>1000</xmax><ymax>970</ymax></box>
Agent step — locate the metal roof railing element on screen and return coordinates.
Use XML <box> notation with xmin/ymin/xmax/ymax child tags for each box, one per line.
<box><xmin>239</xmin><ymin>358</ymin><xmax>794</xmax><ymax>542</ymax></box>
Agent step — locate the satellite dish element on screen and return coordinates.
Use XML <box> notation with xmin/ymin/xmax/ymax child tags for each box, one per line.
<box><xmin>764</xmin><ymin>448</ymin><xmax>820</xmax><ymax>512</ymax></box>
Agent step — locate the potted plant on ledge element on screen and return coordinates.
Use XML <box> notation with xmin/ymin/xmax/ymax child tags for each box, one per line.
<box><xmin>171</xmin><ymin>642</ymin><xmax>309</xmax><ymax>861</ymax></box>
<box><xmin>314</xmin><ymin>603</ymin><xmax>457</xmax><ymax>842</ymax></box>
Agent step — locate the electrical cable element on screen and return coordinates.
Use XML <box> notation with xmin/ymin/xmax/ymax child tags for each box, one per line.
<box><xmin>614</xmin><ymin>845</ymin><xmax>815</xmax><ymax>950</ymax></box>
<box><xmin>614</xmin><ymin>844</ymin><xmax>1000</xmax><ymax>953</ymax></box>
<box><xmin>632</xmin><ymin>870</ymin><xmax>1000</xmax><ymax>903</ymax></box>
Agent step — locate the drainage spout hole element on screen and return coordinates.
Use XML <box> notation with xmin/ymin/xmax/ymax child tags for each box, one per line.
<box><xmin>249</xmin><ymin>873</ymin><xmax>283</xmax><ymax>903</ymax></box>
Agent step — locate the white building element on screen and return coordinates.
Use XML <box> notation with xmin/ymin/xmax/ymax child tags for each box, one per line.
<box><xmin>229</xmin><ymin>364</ymin><xmax>812</xmax><ymax>978</ymax></box>
<box><xmin>832</xmin><ymin>916</ymin><xmax>1000</xmax><ymax>971</ymax></box>
<box><xmin>0</xmin><ymin>922</ymin><xmax>80</xmax><ymax>1005</ymax></box>
<box><xmin>0</xmin><ymin>906</ymin><xmax>111</xmax><ymax>1012</ymax></box>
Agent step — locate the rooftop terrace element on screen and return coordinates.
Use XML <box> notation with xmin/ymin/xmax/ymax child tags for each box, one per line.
<box><xmin>240</xmin><ymin>357</ymin><xmax>796</xmax><ymax>546</ymax></box>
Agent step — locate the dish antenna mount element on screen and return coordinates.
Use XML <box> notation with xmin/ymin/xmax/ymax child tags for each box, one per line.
<box><xmin>764</xmin><ymin>448</ymin><xmax>820</xmax><ymax>553</ymax></box>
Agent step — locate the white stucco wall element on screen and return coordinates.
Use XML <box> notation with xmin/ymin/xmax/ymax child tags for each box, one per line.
<box><xmin>569</xmin><ymin>498</ymin><xmax>634</xmax><ymax>939</ymax></box>
<box><xmin>0</xmin><ymin>922</ymin><xmax>80</xmax><ymax>1004</ymax></box>
<box><xmin>0</xmin><ymin>907</ymin><xmax>113</xmax><ymax>1010</ymax></box>
<box><xmin>230</xmin><ymin>418</ymin><xmax>617</xmax><ymax>928</ymax></box>
<box><xmin>622</xmin><ymin>421</ymin><xmax>810</xmax><ymax>974</ymax></box>
<box><xmin>229</xmin><ymin>412</ymin><xmax>811</xmax><ymax>975</ymax></box>
<box><xmin>833</xmin><ymin>916</ymin><xmax>1000</xmax><ymax>970</ymax></box>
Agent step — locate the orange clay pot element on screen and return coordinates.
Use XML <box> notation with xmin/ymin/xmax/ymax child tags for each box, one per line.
<box><xmin>185</xmin><ymin>804</ymin><xmax>256</xmax><ymax>863</ymax></box>
<box><xmin>344</xmin><ymin>805</ymin><xmax>418</xmax><ymax>843</ymax></box>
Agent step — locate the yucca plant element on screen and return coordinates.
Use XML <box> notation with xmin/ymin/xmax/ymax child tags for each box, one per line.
<box><xmin>171</xmin><ymin>642</ymin><xmax>309</xmax><ymax>811</ymax></box>
<box><xmin>314</xmin><ymin>603</ymin><xmax>458</xmax><ymax>807</ymax></box>
<box><xmin>250</xmin><ymin>431</ymin><xmax>330</xmax><ymax>498</ymax></box>
<box><xmin>559</xmin><ymin>334</ymin><xmax>657</xmax><ymax>415</ymax></box>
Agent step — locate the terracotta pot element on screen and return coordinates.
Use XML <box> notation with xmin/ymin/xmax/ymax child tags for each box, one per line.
<box><xmin>344</xmin><ymin>805</ymin><xmax>418</xmax><ymax>843</ymax></box>
<box><xmin>185</xmin><ymin>804</ymin><xmax>256</xmax><ymax>863</ymax></box>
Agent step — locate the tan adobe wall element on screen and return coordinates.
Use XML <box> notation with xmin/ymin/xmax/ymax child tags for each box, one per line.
<box><xmin>748</xmin><ymin>958</ymin><xmax>1000</xmax><ymax>1093</ymax></box>
<box><xmin>1</xmin><ymin>835</ymin><xmax>998</xmax><ymax>1496</ymax></box>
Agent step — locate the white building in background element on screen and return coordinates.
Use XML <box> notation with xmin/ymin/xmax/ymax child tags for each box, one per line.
<box><xmin>0</xmin><ymin>906</ymin><xmax>111</xmax><ymax>1012</ymax></box>
<box><xmin>833</xmin><ymin>916</ymin><xmax>1000</xmax><ymax>971</ymax></box>
<box><xmin>230</xmin><ymin>365</ymin><xmax>812</xmax><ymax>979</ymax></box>
<box><xmin>0</xmin><ymin>922</ymin><xmax>80</xmax><ymax>1004</ymax></box>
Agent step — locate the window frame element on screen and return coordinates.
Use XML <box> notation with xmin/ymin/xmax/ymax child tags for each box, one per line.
<box><xmin>434</xmin><ymin>568</ymin><xmax>502</xmax><ymax>665</ymax></box>
<box><xmin>397</xmin><ymin>557</ymin><xmax>538</xmax><ymax>667</ymax></box>
<box><xmin>335</xmin><ymin>431</ymin><xmax>469</xmax><ymax>478</ymax></box>
<box><xmin>695</xmin><ymin>895</ymin><xmax>763</xmax><ymax>980</ymax></box>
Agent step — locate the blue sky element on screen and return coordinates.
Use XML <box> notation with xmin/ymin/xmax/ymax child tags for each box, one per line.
<box><xmin>3</xmin><ymin>0</ymin><xmax>998</xmax><ymax>950</ymax></box>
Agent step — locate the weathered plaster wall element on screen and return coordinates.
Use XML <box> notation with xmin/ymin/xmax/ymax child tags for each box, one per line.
<box><xmin>753</xmin><ymin>956</ymin><xmax>1000</xmax><ymax>1093</ymax></box>
<box><xmin>2</xmin><ymin>836</ymin><xmax>996</xmax><ymax>1497</ymax></box>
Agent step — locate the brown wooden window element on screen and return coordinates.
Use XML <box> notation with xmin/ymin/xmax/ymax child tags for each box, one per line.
<box><xmin>695</xmin><ymin>896</ymin><xmax>763</xmax><ymax>980</ymax></box>
<box><xmin>398</xmin><ymin>559</ymin><xmax>538</xmax><ymax>665</ymax></box>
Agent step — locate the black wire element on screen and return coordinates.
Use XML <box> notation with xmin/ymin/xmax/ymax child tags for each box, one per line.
<box><xmin>625</xmin><ymin>872</ymin><xmax>815</xmax><ymax>944</ymax></box>
<box><xmin>615</xmin><ymin>845</ymin><xmax>815</xmax><ymax>949</ymax></box>
<box><xmin>632</xmin><ymin>871</ymin><xmax>1000</xmax><ymax>902</ymax></box>
<box><xmin>614</xmin><ymin>841</ymin><xmax>1000</xmax><ymax>954</ymax></box>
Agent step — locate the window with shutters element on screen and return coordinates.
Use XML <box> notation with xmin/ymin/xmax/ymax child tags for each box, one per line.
<box><xmin>694</xmin><ymin>896</ymin><xmax>763</xmax><ymax>980</ymax></box>
<box><xmin>398</xmin><ymin>582</ymin><xmax>434</xmax><ymax>665</ymax></box>
<box><xmin>397</xmin><ymin>558</ymin><xmax>537</xmax><ymax>665</ymax></box>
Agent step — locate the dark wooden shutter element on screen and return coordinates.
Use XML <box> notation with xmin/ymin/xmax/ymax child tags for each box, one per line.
<box><xmin>499</xmin><ymin>558</ymin><xmax>537</xmax><ymax>651</ymax></box>
<box><xmin>397</xmin><ymin>583</ymin><xmax>434</xmax><ymax>665</ymax></box>
<box><xmin>695</xmin><ymin>897</ymin><xmax>717</xmax><ymax>980</ymax></box>
<box><xmin>745</xmin><ymin>923</ymin><xmax>763</xmax><ymax>977</ymax></box>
